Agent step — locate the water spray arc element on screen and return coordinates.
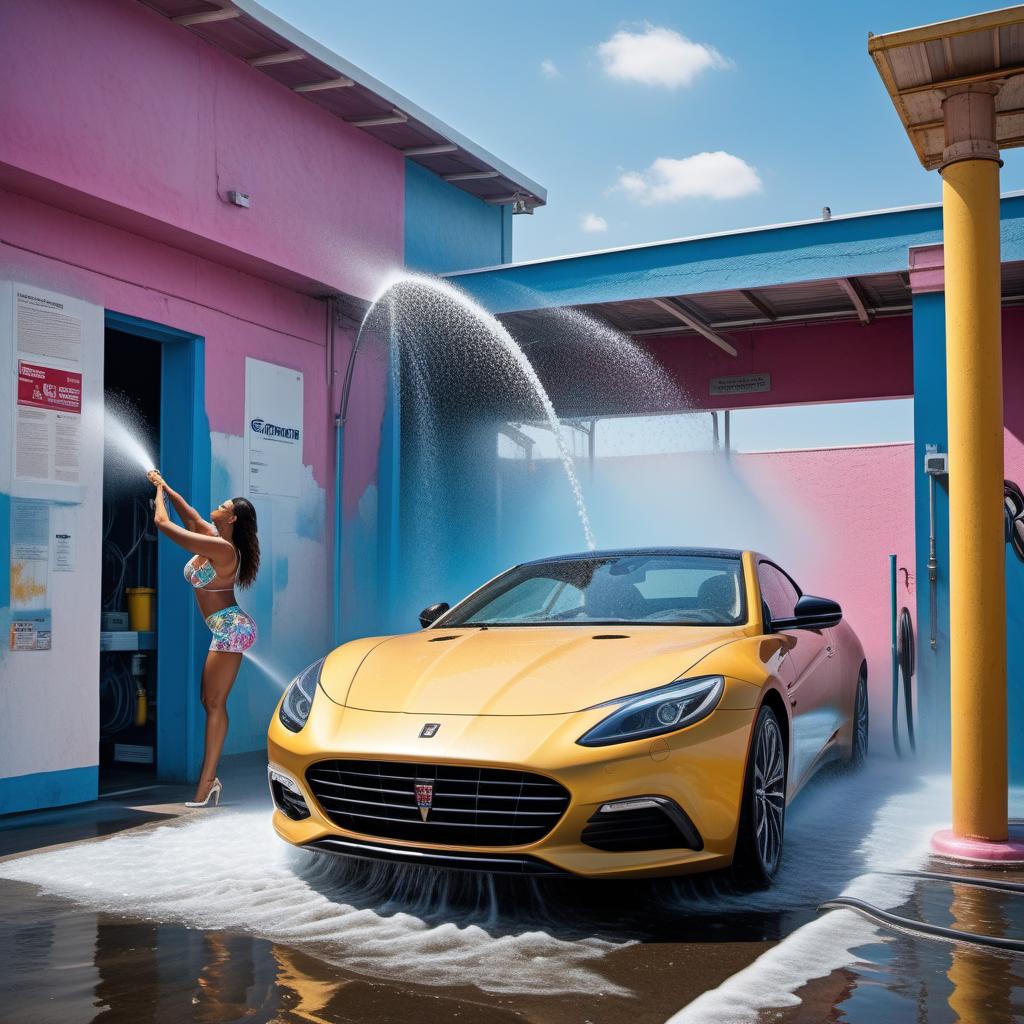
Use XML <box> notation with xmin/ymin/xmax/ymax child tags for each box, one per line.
<box><xmin>331</xmin><ymin>272</ymin><xmax>598</xmax><ymax>641</ymax></box>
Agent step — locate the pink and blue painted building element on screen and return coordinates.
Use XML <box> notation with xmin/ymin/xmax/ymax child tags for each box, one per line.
<box><xmin>0</xmin><ymin>0</ymin><xmax>541</xmax><ymax>813</ymax></box>
<box><xmin>3</xmin><ymin>0</ymin><xmax>1024</xmax><ymax>818</ymax></box>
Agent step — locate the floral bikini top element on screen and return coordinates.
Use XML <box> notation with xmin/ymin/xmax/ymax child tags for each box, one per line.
<box><xmin>184</xmin><ymin>549</ymin><xmax>239</xmax><ymax>592</ymax></box>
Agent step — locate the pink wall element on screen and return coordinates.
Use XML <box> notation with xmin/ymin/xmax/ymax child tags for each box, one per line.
<box><xmin>0</xmin><ymin>188</ymin><xmax>337</xmax><ymax>488</ymax></box>
<box><xmin>735</xmin><ymin>443</ymin><xmax>915</xmax><ymax>747</ymax></box>
<box><xmin>0</xmin><ymin>0</ymin><xmax>403</xmax><ymax>301</ymax></box>
<box><xmin>644</xmin><ymin>316</ymin><xmax>914</xmax><ymax>410</ymax></box>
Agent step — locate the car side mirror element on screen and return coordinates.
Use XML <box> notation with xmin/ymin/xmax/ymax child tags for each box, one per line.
<box><xmin>771</xmin><ymin>594</ymin><xmax>842</xmax><ymax>631</ymax></box>
<box><xmin>419</xmin><ymin>602</ymin><xmax>449</xmax><ymax>629</ymax></box>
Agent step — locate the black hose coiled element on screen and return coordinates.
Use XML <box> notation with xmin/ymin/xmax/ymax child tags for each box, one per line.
<box><xmin>895</xmin><ymin>606</ymin><xmax>916</xmax><ymax>754</ymax></box>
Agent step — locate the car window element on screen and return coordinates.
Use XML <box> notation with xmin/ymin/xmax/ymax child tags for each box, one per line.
<box><xmin>759</xmin><ymin>562</ymin><xmax>801</xmax><ymax>624</ymax></box>
<box><xmin>442</xmin><ymin>554</ymin><xmax>746</xmax><ymax>627</ymax></box>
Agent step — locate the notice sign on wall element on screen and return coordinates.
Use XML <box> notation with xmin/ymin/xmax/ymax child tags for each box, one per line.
<box><xmin>243</xmin><ymin>358</ymin><xmax>303</xmax><ymax>498</ymax></box>
<box><xmin>709</xmin><ymin>373</ymin><xmax>771</xmax><ymax>397</ymax></box>
<box><xmin>13</xmin><ymin>288</ymin><xmax>84</xmax><ymax>485</ymax></box>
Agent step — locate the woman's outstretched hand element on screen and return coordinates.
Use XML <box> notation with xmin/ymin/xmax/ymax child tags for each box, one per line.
<box><xmin>147</xmin><ymin>469</ymin><xmax>166</xmax><ymax>489</ymax></box>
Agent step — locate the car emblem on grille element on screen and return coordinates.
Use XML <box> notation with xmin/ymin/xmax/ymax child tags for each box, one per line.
<box><xmin>415</xmin><ymin>781</ymin><xmax>434</xmax><ymax>821</ymax></box>
<box><xmin>419</xmin><ymin>723</ymin><xmax>440</xmax><ymax>738</ymax></box>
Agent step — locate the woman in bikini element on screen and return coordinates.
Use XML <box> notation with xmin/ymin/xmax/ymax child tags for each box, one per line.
<box><xmin>148</xmin><ymin>470</ymin><xmax>260</xmax><ymax>807</ymax></box>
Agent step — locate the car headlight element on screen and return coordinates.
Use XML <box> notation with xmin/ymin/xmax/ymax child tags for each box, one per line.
<box><xmin>279</xmin><ymin>657</ymin><xmax>326</xmax><ymax>732</ymax></box>
<box><xmin>576</xmin><ymin>675</ymin><xmax>725</xmax><ymax>747</ymax></box>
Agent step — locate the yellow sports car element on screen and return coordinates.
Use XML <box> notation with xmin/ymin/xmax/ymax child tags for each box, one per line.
<box><xmin>268</xmin><ymin>548</ymin><xmax>867</xmax><ymax>886</ymax></box>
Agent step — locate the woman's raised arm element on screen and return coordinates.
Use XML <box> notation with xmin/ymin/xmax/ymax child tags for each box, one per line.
<box><xmin>148</xmin><ymin>470</ymin><xmax>216</xmax><ymax>536</ymax></box>
<box><xmin>153</xmin><ymin>485</ymin><xmax>233</xmax><ymax>563</ymax></box>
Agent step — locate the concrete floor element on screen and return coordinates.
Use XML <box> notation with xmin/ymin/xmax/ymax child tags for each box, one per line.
<box><xmin>0</xmin><ymin>755</ymin><xmax>1022</xmax><ymax>1023</ymax></box>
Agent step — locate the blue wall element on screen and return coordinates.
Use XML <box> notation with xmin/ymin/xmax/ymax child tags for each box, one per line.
<box><xmin>912</xmin><ymin>292</ymin><xmax>951</xmax><ymax>760</ymax></box>
<box><xmin>404</xmin><ymin>161</ymin><xmax>511</xmax><ymax>274</ymax></box>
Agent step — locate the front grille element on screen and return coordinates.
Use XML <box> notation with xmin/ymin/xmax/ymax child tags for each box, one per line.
<box><xmin>305</xmin><ymin>759</ymin><xmax>570</xmax><ymax>847</ymax></box>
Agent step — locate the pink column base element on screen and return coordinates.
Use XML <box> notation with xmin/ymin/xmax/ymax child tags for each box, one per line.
<box><xmin>931</xmin><ymin>825</ymin><xmax>1024</xmax><ymax>866</ymax></box>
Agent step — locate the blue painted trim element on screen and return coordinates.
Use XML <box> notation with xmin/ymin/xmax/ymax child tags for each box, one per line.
<box><xmin>911</xmin><ymin>292</ymin><xmax>950</xmax><ymax>759</ymax></box>
<box><xmin>448</xmin><ymin>195</ymin><xmax>1024</xmax><ymax>314</ymax></box>
<box><xmin>105</xmin><ymin>311</ymin><xmax>210</xmax><ymax>785</ymax></box>
<box><xmin>0</xmin><ymin>765</ymin><xmax>98</xmax><ymax>816</ymax></box>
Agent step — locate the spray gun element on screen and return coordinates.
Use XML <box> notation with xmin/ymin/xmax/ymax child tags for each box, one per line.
<box><xmin>131</xmin><ymin>652</ymin><xmax>148</xmax><ymax>727</ymax></box>
<box><xmin>923</xmin><ymin>447</ymin><xmax>948</xmax><ymax>650</ymax></box>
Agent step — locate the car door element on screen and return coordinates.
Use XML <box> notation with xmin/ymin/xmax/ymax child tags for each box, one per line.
<box><xmin>758</xmin><ymin>561</ymin><xmax>834</xmax><ymax>791</ymax></box>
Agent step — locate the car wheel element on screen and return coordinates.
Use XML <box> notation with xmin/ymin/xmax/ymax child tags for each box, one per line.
<box><xmin>732</xmin><ymin>704</ymin><xmax>786</xmax><ymax>888</ymax></box>
<box><xmin>850</xmin><ymin>667</ymin><xmax>869</xmax><ymax>769</ymax></box>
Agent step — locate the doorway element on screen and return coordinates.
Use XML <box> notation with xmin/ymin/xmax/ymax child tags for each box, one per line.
<box><xmin>101</xmin><ymin>312</ymin><xmax>209</xmax><ymax>787</ymax></box>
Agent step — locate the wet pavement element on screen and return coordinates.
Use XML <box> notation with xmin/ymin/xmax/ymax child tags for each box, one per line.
<box><xmin>1</xmin><ymin>755</ymin><xmax>1022</xmax><ymax>1023</ymax></box>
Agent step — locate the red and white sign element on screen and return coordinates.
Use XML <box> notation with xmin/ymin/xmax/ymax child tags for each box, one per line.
<box><xmin>17</xmin><ymin>362</ymin><xmax>82</xmax><ymax>414</ymax></box>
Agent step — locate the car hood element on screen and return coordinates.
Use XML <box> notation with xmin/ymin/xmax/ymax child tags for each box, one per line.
<box><xmin>321</xmin><ymin>625</ymin><xmax>744</xmax><ymax>715</ymax></box>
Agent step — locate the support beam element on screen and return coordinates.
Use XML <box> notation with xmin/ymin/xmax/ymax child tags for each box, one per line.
<box><xmin>739</xmin><ymin>289</ymin><xmax>777</xmax><ymax>322</ymax></box>
<box><xmin>837</xmin><ymin>277</ymin><xmax>873</xmax><ymax>324</ymax></box>
<box><xmin>347</xmin><ymin>109</ymin><xmax>408</xmax><ymax>127</ymax></box>
<box><xmin>649</xmin><ymin>297</ymin><xmax>738</xmax><ymax>357</ymax></box>
<box><xmin>173</xmin><ymin>6</ymin><xmax>240</xmax><ymax>26</ymax></box>
<box><xmin>294</xmin><ymin>77</ymin><xmax>354</xmax><ymax>93</ymax></box>
<box><xmin>248</xmin><ymin>49</ymin><xmax>305</xmax><ymax>67</ymax></box>
<box><xmin>402</xmin><ymin>144</ymin><xmax>458</xmax><ymax>156</ymax></box>
<box><xmin>442</xmin><ymin>170</ymin><xmax>500</xmax><ymax>182</ymax></box>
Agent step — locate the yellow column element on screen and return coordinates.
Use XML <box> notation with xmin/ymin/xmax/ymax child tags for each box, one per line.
<box><xmin>940</xmin><ymin>85</ymin><xmax>1008</xmax><ymax>842</ymax></box>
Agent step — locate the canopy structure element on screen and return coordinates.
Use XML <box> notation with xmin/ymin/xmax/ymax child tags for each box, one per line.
<box><xmin>869</xmin><ymin>5</ymin><xmax>1024</xmax><ymax>169</ymax></box>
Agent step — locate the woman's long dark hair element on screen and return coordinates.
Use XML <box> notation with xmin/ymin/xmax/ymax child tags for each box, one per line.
<box><xmin>230</xmin><ymin>497</ymin><xmax>260</xmax><ymax>588</ymax></box>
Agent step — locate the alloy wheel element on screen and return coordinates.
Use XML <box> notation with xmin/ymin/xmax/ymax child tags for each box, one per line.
<box><xmin>854</xmin><ymin>675</ymin><xmax>869</xmax><ymax>764</ymax></box>
<box><xmin>753</xmin><ymin>714</ymin><xmax>785</xmax><ymax>874</ymax></box>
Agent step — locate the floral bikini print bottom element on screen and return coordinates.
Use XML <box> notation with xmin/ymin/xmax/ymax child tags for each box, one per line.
<box><xmin>205</xmin><ymin>605</ymin><xmax>257</xmax><ymax>653</ymax></box>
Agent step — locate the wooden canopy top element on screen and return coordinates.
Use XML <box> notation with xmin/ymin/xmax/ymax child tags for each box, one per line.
<box><xmin>870</xmin><ymin>5</ymin><xmax>1024</xmax><ymax>169</ymax></box>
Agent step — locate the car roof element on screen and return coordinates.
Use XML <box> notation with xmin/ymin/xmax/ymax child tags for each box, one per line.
<box><xmin>520</xmin><ymin>547</ymin><xmax>747</xmax><ymax>565</ymax></box>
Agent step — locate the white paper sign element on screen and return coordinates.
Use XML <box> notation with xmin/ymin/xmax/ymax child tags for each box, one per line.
<box><xmin>51</xmin><ymin>505</ymin><xmax>75</xmax><ymax>572</ymax></box>
<box><xmin>243</xmin><ymin>358</ymin><xmax>303</xmax><ymax>498</ymax></box>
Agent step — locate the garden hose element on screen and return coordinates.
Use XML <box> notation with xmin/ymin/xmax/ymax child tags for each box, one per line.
<box><xmin>818</xmin><ymin>897</ymin><xmax>1024</xmax><ymax>953</ymax></box>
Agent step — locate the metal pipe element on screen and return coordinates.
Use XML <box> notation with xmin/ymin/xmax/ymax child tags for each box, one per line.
<box><xmin>890</xmin><ymin>554</ymin><xmax>901</xmax><ymax>756</ymax></box>
<box><xmin>711</xmin><ymin>411</ymin><xmax>719</xmax><ymax>451</ymax></box>
<box><xmin>928</xmin><ymin>472</ymin><xmax>938</xmax><ymax>649</ymax></box>
<box><xmin>723</xmin><ymin>410</ymin><xmax>731</xmax><ymax>459</ymax></box>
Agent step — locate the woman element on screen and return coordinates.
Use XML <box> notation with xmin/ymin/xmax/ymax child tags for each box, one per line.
<box><xmin>148</xmin><ymin>470</ymin><xmax>259</xmax><ymax>807</ymax></box>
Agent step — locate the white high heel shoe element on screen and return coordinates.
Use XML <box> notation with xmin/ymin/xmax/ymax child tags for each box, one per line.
<box><xmin>185</xmin><ymin>777</ymin><xmax>222</xmax><ymax>808</ymax></box>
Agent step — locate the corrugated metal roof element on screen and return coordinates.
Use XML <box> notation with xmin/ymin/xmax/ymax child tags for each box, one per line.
<box><xmin>138</xmin><ymin>0</ymin><xmax>546</xmax><ymax>208</ymax></box>
<box><xmin>869</xmin><ymin>5</ymin><xmax>1024</xmax><ymax>169</ymax></box>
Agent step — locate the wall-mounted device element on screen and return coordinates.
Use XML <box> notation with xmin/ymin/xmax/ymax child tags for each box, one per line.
<box><xmin>227</xmin><ymin>190</ymin><xmax>251</xmax><ymax>208</ymax></box>
<box><xmin>923</xmin><ymin>445</ymin><xmax>948</xmax><ymax>649</ymax></box>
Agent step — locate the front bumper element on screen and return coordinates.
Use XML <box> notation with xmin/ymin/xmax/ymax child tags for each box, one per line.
<box><xmin>268</xmin><ymin>693</ymin><xmax>756</xmax><ymax>879</ymax></box>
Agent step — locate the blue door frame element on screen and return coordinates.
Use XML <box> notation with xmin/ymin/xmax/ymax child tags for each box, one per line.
<box><xmin>104</xmin><ymin>311</ymin><xmax>210</xmax><ymax>784</ymax></box>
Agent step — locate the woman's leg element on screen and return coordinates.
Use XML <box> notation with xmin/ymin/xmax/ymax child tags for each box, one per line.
<box><xmin>194</xmin><ymin>650</ymin><xmax>243</xmax><ymax>801</ymax></box>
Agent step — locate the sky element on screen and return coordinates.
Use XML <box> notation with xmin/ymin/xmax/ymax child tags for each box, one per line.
<box><xmin>258</xmin><ymin>1</ymin><xmax>994</xmax><ymax>449</ymax></box>
<box><xmin>260</xmin><ymin>0</ymin><xmax>1024</xmax><ymax>264</ymax></box>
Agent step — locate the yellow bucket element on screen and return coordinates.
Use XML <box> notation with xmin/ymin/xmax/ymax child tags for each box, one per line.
<box><xmin>126</xmin><ymin>587</ymin><xmax>156</xmax><ymax>632</ymax></box>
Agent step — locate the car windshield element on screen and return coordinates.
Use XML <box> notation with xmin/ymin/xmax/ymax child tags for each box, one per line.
<box><xmin>441</xmin><ymin>554</ymin><xmax>746</xmax><ymax>627</ymax></box>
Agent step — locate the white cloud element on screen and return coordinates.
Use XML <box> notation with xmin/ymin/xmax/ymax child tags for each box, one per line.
<box><xmin>615</xmin><ymin>152</ymin><xmax>762</xmax><ymax>204</ymax></box>
<box><xmin>580</xmin><ymin>212</ymin><xmax>608</xmax><ymax>233</ymax></box>
<box><xmin>598</xmin><ymin>25</ymin><xmax>731</xmax><ymax>88</ymax></box>
<box><xmin>540</xmin><ymin>58</ymin><xmax>560</xmax><ymax>79</ymax></box>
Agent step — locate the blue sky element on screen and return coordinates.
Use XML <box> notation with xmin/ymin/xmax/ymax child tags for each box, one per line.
<box><xmin>263</xmin><ymin>0</ymin><xmax>1024</xmax><ymax>264</ymax></box>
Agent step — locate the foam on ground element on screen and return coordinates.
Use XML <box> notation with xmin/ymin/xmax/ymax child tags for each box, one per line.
<box><xmin>0</xmin><ymin>809</ymin><xmax>630</xmax><ymax>996</ymax></box>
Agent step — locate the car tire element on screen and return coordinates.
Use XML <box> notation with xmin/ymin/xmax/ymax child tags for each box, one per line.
<box><xmin>731</xmin><ymin>704</ymin><xmax>786</xmax><ymax>889</ymax></box>
<box><xmin>850</xmin><ymin>666</ymin><xmax>869</xmax><ymax>770</ymax></box>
